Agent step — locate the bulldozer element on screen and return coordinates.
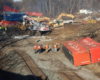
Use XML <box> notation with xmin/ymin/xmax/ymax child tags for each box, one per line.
<box><xmin>86</xmin><ymin>18</ymin><xmax>97</xmax><ymax>24</ymax></box>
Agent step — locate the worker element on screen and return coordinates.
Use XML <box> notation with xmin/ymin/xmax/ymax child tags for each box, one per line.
<box><xmin>0</xmin><ymin>26</ymin><xmax>1</xmax><ymax>31</ymax></box>
<box><xmin>50</xmin><ymin>21</ymin><xmax>52</xmax><ymax>24</ymax></box>
<box><xmin>54</xmin><ymin>43</ymin><xmax>58</xmax><ymax>52</ymax></box>
<box><xmin>38</xmin><ymin>44</ymin><xmax>42</xmax><ymax>54</ymax></box>
<box><xmin>33</xmin><ymin>45</ymin><xmax>37</xmax><ymax>53</ymax></box>
<box><xmin>35</xmin><ymin>36</ymin><xmax>37</xmax><ymax>43</ymax></box>
<box><xmin>41</xmin><ymin>44</ymin><xmax>43</xmax><ymax>52</ymax></box>
<box><xmin>5</xmin><ymin>27</ymin><xmax>7</xmax><ymax>31</ymax></box>
<box><xmin>45</xmin><ymin>44</ymin><xmax>49</xmax><ymax>53</ymax></box>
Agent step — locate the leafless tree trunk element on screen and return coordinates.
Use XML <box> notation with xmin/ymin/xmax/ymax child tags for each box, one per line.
<box><xmin>70</xmin><ymin>0</ymin><xmax>76</xmax><ymax>14</ymax></box>
<box><xmin>45</xmin><ymin>0</ymin><xmax>49</xmax><ymax>16</ymax></box>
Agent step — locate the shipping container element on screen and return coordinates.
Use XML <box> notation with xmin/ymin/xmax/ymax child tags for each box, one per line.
<box><xmin>2</xmin><ymin>20</ymin><xmax>17</xmax><ymax>25</ymax></box>
<box><xmin>26</xmin><ymin>12</ymin><xmax>43</xmax><ymax>17</ymax></box>
<box><xmin>77</xmin><ymin>37</ymin><xmax>100</xmax><ymax>63</ymax></box>
<box><xmin>62</xmin><ymin>40</ymin><xmax>91</xmax><ymax>66</ymax></box>
<box><xmin>3</xmin><ymin>6</ymin><xmax>20</xmax><ymax>12</ymax></box>
<box><xmin>3</xmin><ymin>12</ymin><xmax>26</xmax><ymax>21</ymax></box>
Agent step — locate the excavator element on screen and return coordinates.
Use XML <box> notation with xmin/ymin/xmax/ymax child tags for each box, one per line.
<box><xmin>49</xmin><ymin>13</ymin><xmax>75</xmax><ymax>28</ymax></box>
<box><xmin>21</xmin><ymin>15</ymin><xmax>50</xmax><ymax>36</ymax></box>
<box><xmin>29</xmin><ymin>16</ymin><xmax>50</xmax><ymax>22</ymax></box>
<box><xmin>56</xmin><ymin>13</ymin><xmax>75</xmax><ymax>20</ymax></box>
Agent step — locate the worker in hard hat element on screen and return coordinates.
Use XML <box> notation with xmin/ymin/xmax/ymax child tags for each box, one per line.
<box><xmin>45</xmin><ymin>44</ymin><xmax>49</xmax><ymax>53</ymax></box>
<box><xmin>41</xmin><ymin>44</ymin><xmax>43</xmax><ymax>53</ymax></box>
<box><xmin>5</xmin><ymin>27</ymin><xmax>7</xmax><ymax>31</ymax></box>
<box><xmin>38</xmin><ymin>44</ymin><xmax>42</xmax><ymax>54</ymax></box>
<box><xmin>0</xmin><ymin>26</ymin><xmax>1</xmax><ymax>31</ymax></box>
<box><xmin>33</xmin><ymin>45</ymin><xmax>37</xmax><ymax>53</ymax></box>
<box><xmin>54</xmin><ymin>43</ymin><xmax>58</xmax><ymax>52</ymax></box>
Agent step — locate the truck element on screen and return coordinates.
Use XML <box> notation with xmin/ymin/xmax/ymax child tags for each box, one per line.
<box><xmin>79</xmin><ymin>9</ymin><xmax>92</xmax><ymax>15</ymax></box>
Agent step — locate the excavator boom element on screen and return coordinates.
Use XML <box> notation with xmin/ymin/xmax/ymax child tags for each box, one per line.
<box><xmin>57</xmin><ymin>13</ymin><xmax>75</xmax><ymax>20</ymax></box>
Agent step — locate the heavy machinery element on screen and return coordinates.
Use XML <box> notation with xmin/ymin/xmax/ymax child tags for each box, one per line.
<box><xmin>86</xmin><ymin>18</ymin><xmax>97</xmax><ymax>24</ymax></box>
<box><xmin>22</xmin><ymin>15</ymin><xmax>50</xmax><ymax>35</ymax></box>
<box><xmin>30</xmin><ymin>16</ymin><xmax>50</xmax><ymax>22</ymax></box>
<box><xmin>56</xmin><ymin>13</ymin><xmax>75</xmax><ymax>20</ymax></box>
<box><xmin>50</xmin><ymin>13</ymin><xmax>75</xmax><ymax>27</ymax></box>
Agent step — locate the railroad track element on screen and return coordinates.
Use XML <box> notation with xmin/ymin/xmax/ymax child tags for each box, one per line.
<box><xmin>57</xmin><ymin>71</ymin><xmax>84</xmax><ymax>80</ymax></box>
<box><xmin>17</xmin><ymin>52</ymin><xmax>47</xmax><ymax>80</ymax></box>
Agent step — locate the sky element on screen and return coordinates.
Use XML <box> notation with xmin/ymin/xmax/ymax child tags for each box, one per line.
<box><xmin>13</xmin><ymin>0</ymin><xmax>22</xmax><ymax>2</ymax></box>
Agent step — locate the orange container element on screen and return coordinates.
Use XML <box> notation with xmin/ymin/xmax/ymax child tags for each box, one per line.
<box><xmin>62</xmin><ymin>40</ymin><xmax>91</xmax><ymax>66</ymax></box>
<box><xmin>77</xmin><ymin>37</ymin><xmax>100</xmax><ymax>63</ymax></box>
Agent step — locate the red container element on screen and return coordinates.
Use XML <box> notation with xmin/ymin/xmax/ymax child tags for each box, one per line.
<box><xmin>26</xmin><ymin>12</ymin><xmax>43</xmax><ymax>17</ymax></box>
<box><xmin>3</xmin><ymin>6</ymin><xmax>20</xmax><ymax>12</ymax></box>
<box><xmin>62</xmin><ymin>40</ymin><xmax>91</xmax><ymax>66</ymax></box>
<box><xmin>77</xmin><ymin>37</ymin><xmax>100</xmax><ymax>63</ymax></box>
<box><xmin>2</xmin><ymin>21</ymin><xmax>17</xmax><ymax>26</ymax></box>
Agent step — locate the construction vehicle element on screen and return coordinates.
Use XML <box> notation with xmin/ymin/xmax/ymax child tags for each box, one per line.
<box><xmin>22</xmin><ymin>15</ymin><xmax>50</xmax><ymax>35</ymax></box>
<box><xmin>56</xmin><ymin>13</ymin><xmax>75</xmax><ymax>20</ymax></box>
<box><xmin>86</xmin><ymin>18</ymin><xmax>97</xmax><ymax>24</ymax></box>
<box><xmin>52</xmin><ymin>13</ymin><xmax>75</xmax><ymax>27</ymax></box>
<box><xmin>30</xmin><ymin>16</ymin><xmax>50</xmax><ymax>22</ymax></box>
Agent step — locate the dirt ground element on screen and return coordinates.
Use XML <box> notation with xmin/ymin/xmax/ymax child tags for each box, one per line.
<box><xmin>1</xmin><ymin>23</ymin><xmax>100</xmax><ymax>80</ymax></box>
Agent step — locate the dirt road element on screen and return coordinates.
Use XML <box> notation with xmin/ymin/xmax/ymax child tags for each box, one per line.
<box><xmin>1</xmin><ymin>24</ymin><xmax>100</xmax><ymax>80</ymax></box>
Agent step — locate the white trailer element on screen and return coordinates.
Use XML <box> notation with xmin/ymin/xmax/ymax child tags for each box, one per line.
<box><xmin>79</xmin><ymin>9</ymin><xmax>92</xmax><ymax>15</ymax></box>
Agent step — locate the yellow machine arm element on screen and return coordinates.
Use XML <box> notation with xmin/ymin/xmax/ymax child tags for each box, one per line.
<box><xmin>30</xmin><ymin>16</ymin><xmax>50</xmax><ymax>22</ymax></box>
<box><xmin>57</xmin><ymin>13</ymin><xmax>75</xmax><ymax>20</ymax></box>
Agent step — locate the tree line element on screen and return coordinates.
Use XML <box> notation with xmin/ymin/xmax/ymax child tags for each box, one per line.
<box><xmin>0</xmin><ymin>0</ymin><xmax>100</xmax><ymax>17</ymax></box>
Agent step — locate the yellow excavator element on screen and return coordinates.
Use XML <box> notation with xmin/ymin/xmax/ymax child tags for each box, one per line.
<box><xmin>56</xmin><ymin>13</ymin><xmax>75</xmax><ymax>20</ymax></box>
<box><xmin>30</xmin><ymin>16</ymin><xmax>50</xmax><ymax>22</ymax></box>
<box><xmin>50</xmin><ymin>13</ymin><xmax>75</xmax><ymax>27</ymax></box>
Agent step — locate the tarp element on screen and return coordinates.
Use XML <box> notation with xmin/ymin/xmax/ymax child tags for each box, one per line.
<box><xmin>3</xmin><ymin>6</ymin><xmax>20</xmax><ymax>12</ymax></box>
<box><xmin>26</xmin><ymin>12</ymin><xmax>43</xmax><ymax>17</ymax></box>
